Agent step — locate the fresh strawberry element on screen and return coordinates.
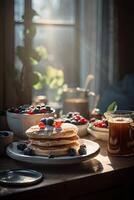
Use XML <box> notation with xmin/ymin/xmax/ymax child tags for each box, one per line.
<box><xmin>80</xmin><ymin>118</ymin><xmax>88</xmax><ymax>124</ymax></box>
<box><xmin>94</xmin><ymin>120</ymin><xmax>108</xmax><ymax>128</ymax></box>
<box><xmin>38</xmin><ymin>121</ymin><xmax>45</xmax><ymax>129</ymax></box>
<box><xmin>55</xmin><ymin>120</ymin><xmax>62</xmax><ymax>128</ymax></box>
<box><xmin>40</xmin><ymin>107</ymin><xmax>47</xmax><ymax>113</ymax></box>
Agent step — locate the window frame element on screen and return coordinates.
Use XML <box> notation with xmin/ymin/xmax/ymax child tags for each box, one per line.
<box><xmin>15</xmin><ymin>0</ymin><xmax>80</xmax><ymax>89</ymax></box>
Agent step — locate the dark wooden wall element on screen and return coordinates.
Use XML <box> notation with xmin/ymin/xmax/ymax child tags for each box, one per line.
<box><xmin>115</xmin><ymin>0</ymin><xmax>134</xmax><ymax>80</ymax></box>
<box><xmin>0</xmin><ymin>0</ymin><xmax>18</xmax><ymax>110</ymax></box>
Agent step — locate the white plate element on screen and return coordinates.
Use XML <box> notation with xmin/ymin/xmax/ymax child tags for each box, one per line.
<box><xmin>6</xmin><ymin>139</ymin><xmax>100</xmax><ymax>165</ymax></box>
<box><xmin>87</xmin><ymin>125</ymin><xmax>109</xmax><ymax>141</ymax></box>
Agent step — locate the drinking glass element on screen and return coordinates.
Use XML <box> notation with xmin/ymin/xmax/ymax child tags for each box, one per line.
<box><xmin>62</xmin><ymin>87</ymin><xmax>95</xmax><ymax>118</ymax></box>
<box><xmin>107</xmin><ymin>110</ymin><xmax>134</xmax><ymax>156</ymax></box>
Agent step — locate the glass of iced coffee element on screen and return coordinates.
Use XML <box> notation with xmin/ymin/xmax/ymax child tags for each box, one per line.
<box><xmin>107</xmin><ymin>110</ymin><xmax>134</xmax><ymax>156</ymax></box>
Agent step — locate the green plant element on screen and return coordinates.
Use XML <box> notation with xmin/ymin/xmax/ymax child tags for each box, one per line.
<box><xmin>33</xmin><ymin>66</ymin><xmax>67</xmax><ymax>101</ymax></box>
<box><xmin>106</xmin><ymin>101</ymin><xmax>118</xmax><ymax>112</ymax></box>
<box><xmin>15</xmin><ymin>9</ymin><xmax>65</xmax><ymax>103</ymax></box>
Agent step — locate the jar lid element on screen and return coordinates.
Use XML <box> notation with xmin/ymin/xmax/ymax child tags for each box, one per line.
<box><xmin>0</xmin><ymin>169</ymin><xmax>43</xmax><ymax>186</ymax></box>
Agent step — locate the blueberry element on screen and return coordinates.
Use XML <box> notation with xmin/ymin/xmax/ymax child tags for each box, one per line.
<box><xmin>36</xmin><ymin>105</ymin><xmax>41</xmax><ymax>109</ymax></box>
<box><xmin>48</xmin><ymin>154</ymin><xmax>55</xmax><ymax>158</ymax></box>
<box><xmin>45</xmin><ymin>105</ymin><xmax>51</xmax><ymax>111</ymax></box>
<box><xmin>68</xmin><ymin>148</ymin><xmax>77</xmax><ymax>156</ymax></box>
<box><xmin>40</xmin><ymin>118</ymin><xmax>47</xmax><ymax>124</ymax></box>
<box><xmin>33</xmin><ymin>108</ymin><xmax>40</xmax><ymax>113</ymax></box>
<box><xmin>78</xmin><ymin>145</ymin><xmax>87</xmax><ymax>155</ymax></box>
<box><xmin>46</xmin><ymin>117</ymin><xmax>54</xmax><ymax>126</ymax></box>
<box><xmin>80</xmin><ymin>144</ymin><xmax>86</xmax><ymax>148</ymax></box>
<box><xmin>17</xmin><ymin>143</ymin><xmax>27</xmax><ymax>151</ymax></box>
<box><xmin>66</xmin><ymin>112</ymin><xmax>73</xmax><ymax>118</ymax></box>
<box><xmin>71</xmin><ymin>120</ymin><xmax>77</xmax><ymax>125</ymax></box>
<box><xmin>23</xmin><ymin>148</ymin><xmax>35</xmax><ymax>156</ymax></box>
<box><xmin>64</xmin><ymin>119</ymin><xmax>71</xmax><ymax>123</ymax></box>
<box><xmin>49</xmin><ymin>108</ymin><xmax>54</xmax><ymax>113</ymax></box>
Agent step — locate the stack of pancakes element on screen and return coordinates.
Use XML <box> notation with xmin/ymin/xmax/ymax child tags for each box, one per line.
<box><xmin>25</xmin><ymin>123</ymin><xmax>80</xmax><ymax>156</ymax></box>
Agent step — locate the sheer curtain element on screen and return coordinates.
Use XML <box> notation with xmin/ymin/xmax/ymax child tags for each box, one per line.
<box><xmin>79</xmin><ymin>0</ymin><xmax>117</xmax><ymax>110</ymax></box>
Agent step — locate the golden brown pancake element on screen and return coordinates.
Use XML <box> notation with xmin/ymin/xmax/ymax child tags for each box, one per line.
<box><xmin>26</xmin><ymin>123</ymin><xmax>80</xmax><ymax>156</ymax></box>
<box><xmin>28</xmin><ymin>141</ymin><xmax>80</xmax><ymax>156</ymax></box>
<box><xmin>29</xmin><ymin>135</ymin><xmax>79</xmax><ymax>147</ymax></box>
<box><xmin>26</xmin><ymin>123</ymin><xmax>78</xmax><ymax>139</ymax></box>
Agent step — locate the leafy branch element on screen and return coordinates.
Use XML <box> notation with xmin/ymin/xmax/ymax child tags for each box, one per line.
<box><xmin>15</xmin><ymin>9</ymin><xmax>65</xmax><ymax>103</ymax></box>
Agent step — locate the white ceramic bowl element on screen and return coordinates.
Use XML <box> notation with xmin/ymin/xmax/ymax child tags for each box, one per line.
<box><xmin>77</xmin><ymin>123</ymin><xmax>89</xmax><ymax>137</ymax></box>
<box><xmin>6</xmin><ymin>111</ymin><xmax>55</xmax><ymax>139</ymax></box>
<box><xmin>87</xmin><ymin>123</ymin><xmax>109</xmax><ymax>141</ymax></box>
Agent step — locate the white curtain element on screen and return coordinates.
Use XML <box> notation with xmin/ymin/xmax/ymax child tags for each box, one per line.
<box><xmin>79</xmin><ymin>0</ymin><xmax>118</xmax><ymax>110</ymax></box>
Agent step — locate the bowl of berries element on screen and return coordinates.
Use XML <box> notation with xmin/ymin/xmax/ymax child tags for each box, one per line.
<box><xmin>87</xmin><ymin>118</ymin><xmax>109</xmax><ymax>141</ymax></box>
<box><xmin>6</xmin><ymin>104</ymin><xmax>55</xmax><ymax>139</ymax></box>
<box><xmin>62</xmin><ymin>112</ymin><xmax>89</xmax><ymax>137</ymax></box>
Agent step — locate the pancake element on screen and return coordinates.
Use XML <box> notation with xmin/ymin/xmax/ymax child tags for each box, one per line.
<box><xmin>29</xmin><ymin>135</ymin><xmax>79</xmax><ymax>147</ymax></box>
<box><xmin>28</xmin><ymin>141</ymin><xmax>80</xmax><ymax>156</ymax></box>
<box><xmin>26</xmin><ymin>122</ymin><xmax>81</xmax><ymax>156</ymax></box>
<box><xmin>26</xmin><ymin>123</ymin><xmax>78</xmax><ymax>139</ymax></box>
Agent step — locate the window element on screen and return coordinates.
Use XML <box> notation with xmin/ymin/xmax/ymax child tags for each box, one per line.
<box><xmin>0</xmin><ymin>0</ymin><xmax>116</xmax><ymax>112</ymax></box>
<box><xmin>14</xmin><ymin>0</ymin><xmax>79</xmax><ymax>103</ymax></box>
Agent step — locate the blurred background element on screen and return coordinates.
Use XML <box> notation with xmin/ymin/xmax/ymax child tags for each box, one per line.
<box><xmin>0</xmin><ymin>0</ymin><xmax>134</xmax><ymax>117</ymax></box>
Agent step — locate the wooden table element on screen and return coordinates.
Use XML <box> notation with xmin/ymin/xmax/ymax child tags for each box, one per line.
<box><xmin>0</xmin><ymin>136</ymin><xmax>134</xmax><ymax>200</ymax></box>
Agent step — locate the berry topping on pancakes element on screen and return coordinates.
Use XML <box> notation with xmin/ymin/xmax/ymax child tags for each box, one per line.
<box><xmin>38</xmin><ymin>121</ymin><xmax>46</xmax><ymax>129</ymax></box>
<box><xmin>39</xmin><ymin>117</ymin><xmax>63</xmax><ymax>129</ymax></box>
<box><xmin>55</xmin><ymin>120</ymin><xmax>62</xmax><ymax>128</ymax></box>
<box><xmin>46</xmin><ymin>117</ymin><xmax>54</xmax><ymax>126</ymax></box>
